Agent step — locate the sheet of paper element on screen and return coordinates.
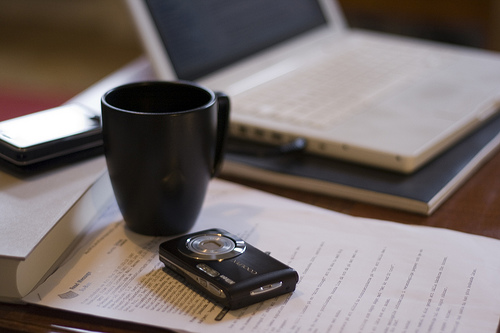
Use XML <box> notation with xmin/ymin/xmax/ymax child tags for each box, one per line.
<box><xmin>25</xmin><ymin>179</ymin><xmax>500</xmax><ymax>333</ymax></box>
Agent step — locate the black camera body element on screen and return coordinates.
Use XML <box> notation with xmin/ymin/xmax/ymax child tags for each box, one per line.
<box><xmin>159</xmin><ymin>228</ymin><xmax>299</xmax><ymax>309</ymax></box>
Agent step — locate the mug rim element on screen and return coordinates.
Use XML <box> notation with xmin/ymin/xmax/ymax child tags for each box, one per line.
<box><xmin>101</xmin><ymin>80</ymin><xmax>216</xmax><ymax>115</ymax></box>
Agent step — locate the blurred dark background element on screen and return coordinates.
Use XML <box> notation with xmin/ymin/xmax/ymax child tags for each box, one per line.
<box><xmin>337</xmin><ymin>0</ymin><xmax>500</xmax><ymax>51</ymax></box>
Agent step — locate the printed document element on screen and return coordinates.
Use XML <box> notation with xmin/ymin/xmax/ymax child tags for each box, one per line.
<box><xmin>25</xmin><ymin>179</ymin><xmax>500</xmax><ymax>332</ymax></box>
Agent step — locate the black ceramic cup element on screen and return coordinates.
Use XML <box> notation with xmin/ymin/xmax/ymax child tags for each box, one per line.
<box><xmin>101</xmin><ymin>81</ymin><xmax>230</xmax><ymax>236</ymax></box>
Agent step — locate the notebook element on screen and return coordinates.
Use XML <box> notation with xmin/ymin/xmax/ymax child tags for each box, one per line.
<box><xmin>125</xmin><ymin>0</ymin><xmax>500</xmax><ymax>173</ymax></box>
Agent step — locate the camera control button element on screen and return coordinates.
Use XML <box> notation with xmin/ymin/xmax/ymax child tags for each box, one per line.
<box><xmin>197</xmin><ymin>278</ymin><xmax>208</xmax><ymax>288</ymax></box>
<box><xmin>207</xmin><ymin>283</ymin><xmax>226</xmax><ymax>298</ymax></box>
<box><xmin>196</xmin><ymin>263</ymin><xmax>220</xmax><ymax>277</ymax></box>
<box><xmin>250</xmin><ymin>281</ymin><xmax>283</xmax><ymax>296</ymax></box>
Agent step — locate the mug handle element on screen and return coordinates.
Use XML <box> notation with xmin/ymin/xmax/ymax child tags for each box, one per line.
<box><xmin>212</xmin><ymin>92</ymin><xmax>231</xmax><ymax>177</ymax></box>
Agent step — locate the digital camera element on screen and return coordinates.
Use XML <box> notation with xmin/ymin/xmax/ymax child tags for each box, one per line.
<box><xmin>159</xmin><ymin>228</ymin><xmax>299</xmax><ymax>309</ymax></box>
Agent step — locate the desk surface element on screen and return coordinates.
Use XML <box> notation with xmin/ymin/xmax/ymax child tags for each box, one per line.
<box><xmin>1</xmin><ymin>150</ymin><xmax>499</xmax><ymax>333</ymax></box>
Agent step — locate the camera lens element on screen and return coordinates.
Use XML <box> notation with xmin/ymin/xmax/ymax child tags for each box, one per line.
<box><xmin>189</xmin><ymin>235</ymin><xmax>235</xmax><ymax>255</ymax></box>
<box><xmin>180</xmin><ymin>231</ymin><xmax>246</xmax><ymax>260</ymax></box>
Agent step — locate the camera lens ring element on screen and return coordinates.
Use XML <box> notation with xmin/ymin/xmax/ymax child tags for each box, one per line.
<box><xmin>180</xmin><ymin>231</ymin><xmax>246</xmax><ymax>260</ymax></box>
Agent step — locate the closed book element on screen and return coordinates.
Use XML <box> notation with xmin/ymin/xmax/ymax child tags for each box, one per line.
<box><xmin>0</xmin><ymin>158</ymin><xmax>108</xmax><ymax>303</ymax></box>
<box><xmin>222</xmin><ymin>113</ymin><xmax>500</xmax><ymax>215</ymax></box>
<box><xmin>0</xmin><ymin>57</ymin><xmax>153</xmax><ymax>303</ymax></box>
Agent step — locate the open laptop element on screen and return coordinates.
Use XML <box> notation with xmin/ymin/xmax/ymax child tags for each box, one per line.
<box><xmin>125</xmin><ymin>0</ymin><xmax>500</xmax><ymax>173</ymax></box>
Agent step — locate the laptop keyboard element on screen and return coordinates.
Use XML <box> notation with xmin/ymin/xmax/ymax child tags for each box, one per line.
<box><xmin>233</xmin><ymin>39</ymin><xmax>451</xmax><ymax>130</ymax></box>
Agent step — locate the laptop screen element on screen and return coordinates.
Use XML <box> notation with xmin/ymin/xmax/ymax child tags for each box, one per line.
<box><xmin>145</xmin><ymin>0</ymin><xmax>327</xmax><ymax>80</ymax></box>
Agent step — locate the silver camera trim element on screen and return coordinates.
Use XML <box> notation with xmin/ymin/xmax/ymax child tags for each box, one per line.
<box><xmin>180</xmin><ymin>231</ymin><xmax>246</xmax><ymax>261</ymax></box>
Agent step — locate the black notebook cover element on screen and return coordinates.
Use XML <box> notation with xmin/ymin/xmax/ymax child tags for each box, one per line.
<box><xmin>223</xmin><ymin>113</ymin><xmax>500</xmax><ymax>215</ymax></box>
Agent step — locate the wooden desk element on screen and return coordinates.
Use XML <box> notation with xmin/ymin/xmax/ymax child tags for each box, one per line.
<box><xmin>0</xmin><ymin>149</ymin><xmax>499</xmax><ymax>332</ymax></box>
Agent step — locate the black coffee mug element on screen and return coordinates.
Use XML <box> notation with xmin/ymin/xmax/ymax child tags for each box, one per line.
<box><xmin>101</xmin><ymin>81</ymin><xmax>230</xmax><ymax>236</ymax></box>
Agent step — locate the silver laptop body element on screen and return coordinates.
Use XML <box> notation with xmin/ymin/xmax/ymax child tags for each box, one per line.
<box><xmin>125</xmin><ymin>0</ymin><xmax>500</xmax><ymax>173</ymax></box>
